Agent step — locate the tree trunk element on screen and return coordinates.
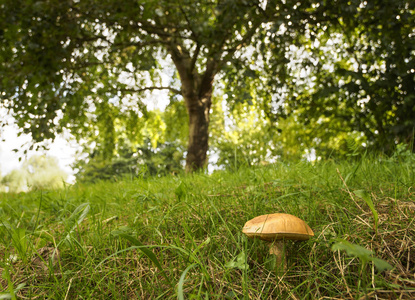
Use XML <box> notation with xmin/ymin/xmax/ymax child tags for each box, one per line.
<box><xmin>184</xmin><ymin>95</ymin><xmax>211</xmax><ymax>173</ymax></box>
<box><xmin>168</xmin><ymin>46</ymin><xmax>216</xmax><ymax>173</ymax></box>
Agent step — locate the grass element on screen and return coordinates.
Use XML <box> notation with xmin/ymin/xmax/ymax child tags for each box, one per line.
<box><xmin>0</xmin><ymin>154</ymin><xmax>414</xmax><ymax>299</ymax></box>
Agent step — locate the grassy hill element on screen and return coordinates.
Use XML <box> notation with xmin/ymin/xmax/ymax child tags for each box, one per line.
<box><xmin>0</xmin><ymin>155</ymin><xmax>414</xmax><ymax>299</ymax></box>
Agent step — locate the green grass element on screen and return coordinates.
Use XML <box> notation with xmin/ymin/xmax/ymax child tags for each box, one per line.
<box><xmin>0</xmin><ymin>155</ymin><xmax>414</xmax><ymax>299</ymax></box>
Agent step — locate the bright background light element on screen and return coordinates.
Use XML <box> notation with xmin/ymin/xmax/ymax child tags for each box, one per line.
<box><xmin>0</xmin><ymin>110</ymin><xmax>78</xmax><ymax>183</ymax></box>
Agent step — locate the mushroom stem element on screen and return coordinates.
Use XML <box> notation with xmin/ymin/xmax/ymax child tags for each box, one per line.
<box><xmin>269</xmin><ymin>240</ymin><xmax>286</xmax><ymax>272</ymax></box>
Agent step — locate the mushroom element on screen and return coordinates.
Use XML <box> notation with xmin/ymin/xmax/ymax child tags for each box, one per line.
<box><xmin>242</xmin><ymin>213</ymin><xmax>314</xmax><ymax>271</ymax></box>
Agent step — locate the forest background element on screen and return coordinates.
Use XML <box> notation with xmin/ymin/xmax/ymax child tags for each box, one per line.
<box><xmin>0</xmin><ymin>0</ymin><xmax>414</xmax><ymax>190</ymax></box>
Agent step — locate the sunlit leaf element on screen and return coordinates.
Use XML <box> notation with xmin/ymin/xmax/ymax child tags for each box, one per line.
<box><xmin>225</xmin><ymin>251</ymin><xmax>249</xmax><ymax>270</ymax></box>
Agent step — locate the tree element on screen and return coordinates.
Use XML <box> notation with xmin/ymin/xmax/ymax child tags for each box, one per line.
<box><xmin>74</xmin><ymin>139</ymin><xmax>184</xmax><ymax>182</ymax></box>
<box><xmin>0</xmin><ymin>0</ymin><xmax>315</xmax><ymax>172</ymax></box>
<box><xmin>1</xmin><ymin>155</ymin><xmax>67</xmax><ymax>192</ymax></box>
<box><xmin>286</xmin><ymin>0</ymin><xmax>415</xmax><ymax>154</ymax></box>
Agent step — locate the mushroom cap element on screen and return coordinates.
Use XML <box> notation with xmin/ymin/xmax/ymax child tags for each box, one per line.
<box><xmin>242</xmin><ymin>213</ymin><xmax>314</xmax><ymax>241</ymax></box>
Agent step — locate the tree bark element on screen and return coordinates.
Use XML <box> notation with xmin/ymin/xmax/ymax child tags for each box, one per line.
<box><xmin>168</xmin><ymin>43</ymin><xmax>216</xmax><ymax>172</ymax></box>
<box><xmin>184</xmin><ymin>94</ymin><xmax>212</xmax><ymax>173</ymax></box>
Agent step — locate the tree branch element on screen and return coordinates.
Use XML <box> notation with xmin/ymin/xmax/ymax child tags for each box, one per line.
<box><xmin>190</xmin><ymin>43</ymin><xmax>201</xmax><ymax>73</ymax></box>
<box><xmin>136</xmin><ymin>19</ymin><xmax>196</xmax><ymax>41</ymax></box>
<box><xmin>218</xmin><ymin>21</ymin><xmax>262</xmax><ymax>68</ymax></box>
<box><xmin>178</xmin><ymin>6</ymin><xmax>202</xmax><ymax>74</ymax></box>
<box><xmin>118</xmin><ymin>86</ymin><xmax>182</xmax><ymax>95</ymax></box>
<box><xmin>199</xmin><ymin>59</ymin><xmax>217</xmax><ymax>98</ymax></box>
<box><xmin>179</xmin><ymin>6</ymin><xmax>199</xmax><ymax>40</ymax></box>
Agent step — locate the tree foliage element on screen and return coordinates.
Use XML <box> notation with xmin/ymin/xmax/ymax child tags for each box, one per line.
<box><xmin>1</xmin><ymin>0</ymin><xmax>414</xmax><ymax>175</ymax></box>
<box><xmin>0</xmin><ymin>155</ymin><xmax>68</xmax><ymax>192</ymax></box>
<box><xmin>287</xmin><ymin>0</ymin><xmax>415</xmax><ymax>155</ymax></box>
<box><xmin>74</xmin><ymin>140</ymin><xmax>184</xmax><ymax>182</ymax></box>
<box><xmin>1</xmin><ymin>0</ymin><xmax>309</xmax><ymax>171</ymax></box>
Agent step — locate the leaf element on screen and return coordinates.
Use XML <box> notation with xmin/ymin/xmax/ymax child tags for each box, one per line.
<box><xmin>1</xmin><ymin>267</ymin><xmax>17</xmax><ymax>300</ymax></box>
<box><xmin>14</xmin><ymin>283</ymin><xmax>26</xmax><ymax>292</ymax></box>
<box><xmin>354</xmin><ymin>190</ymin><xmax>379</xmax><ymax>232</ymax></box>
<box><xmin>0</xmin><ymin>283</ymin><xmax>26</xmax><ymax>300</ymax></box>
<box><xmin>225</xmin><ymin>251</ymin><xmax>249</xmax><ymax>270</ymax></box>
<box><xmin>370</xmin><ymin>257</ymin><xmax>393</xmax><ymax>272</ymax></box>
<box><xmin>332</xmin><ymin>240</ymin><xmax>372</xmax><ymax>258</ymax></box>
<box><xmin>11</xmin><ymin>228</ymin><xmax>29</xmax><ymax>263</ymax></box>
<box><xmin>64</xmin><ymin>203</ymin><xmax>90</xmax><ymax>242</ymax></box>
<box><xmin>110</xmin><ymin>226</ymin><xmax>135</xmax><ymax>236</ymax></box>
<box><xmin>69</xmin><ymin>203</ymin><xmax>91</xmax><ymax>227</ymax></box>
<box><xmin>177</xmin><ymin>263</ymin><xmax>197</xmax><ymax>300</ymax></box>
<box><xmin>344</xmin><ymin>159</ymin><xmax>362</xmax><ymax>184</ymax></box>
<box><xmin>175</xmin><ymin>181</ymin><xmax>187</xmax><ymax>201</ymax></box>
<box><xmin>192</xmin><ymin>237</ymin><xmax>211</xmax><ymax>257</ymax></box>
<box><xmin>114</xmin><ymin>233</ymin><xmax>171</xmax><ymax>284</ymax></box>
<box><xmin>332</xmin><ymin>239</ymin><xmax>393</xmax><ymax>272</ymax></box>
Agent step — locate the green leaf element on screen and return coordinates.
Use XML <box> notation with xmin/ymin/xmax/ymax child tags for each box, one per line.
<box><xmin>332</xmin><ymin>240</ymin><xmax>372</xmax><ymax>258</ymax></box>
<box><xmin>175</xmin><ymin>181</ymin><xmax>187</xmax><ymax>201</ymax></box>
<box><xmin>110</xmin><ymin>226</ymin><xmax>135</xmax><ymax>236</ymax></box>
<box><xmin>177</xmin><ymin>263</ymin><xmax>197</xmax><ymax>300</ymax></box>
<box><xmin>64</xmin><ymin>203</ymin><xmax>90</xmax><ymax>244</ymax></box>
<box><xmin>114</xmin><ymin>233</ymin><xmax>171</xmax><ymax>284</ymax></box>
<box><xmin>66</xmin><ymin>203</ymin><xmax>90</xmax><ymax>230</ymax></box>
<box><xmin>354</xmin><ymin>190</ymin><xmax>379</xmax><ymax>232</ymax></box>
<box><xmin>225</xmin><ymin>251</ymin><xmax>249</xmax><ymax>270</ymax></box>
<box><xmin>191</xmin><ymin>237</ymin><xmax>211</xmax><ymax>259</ymax></box>
<box><xmin>332</xmin><ymin>239</ymin><xmax>393</xmax><ymax>272</ymax></box>
<box><xmin>11</xmin><ymin>228</ymin><xmax>29</xmax><ymax>263</ymax></box>
<box><xmin>1</xmin><ymin>267</ymin><xmax>16</xmax><ymax>300</ymax></box>
<box><xmin>370</xmin><ymin>257</ymin><xmax>393</xmax><ymax>272</ymax></box>
<box><xmin>69</xmin><ymin>203</ymin><xmax>91</xmax><ymax>226</ymax></box>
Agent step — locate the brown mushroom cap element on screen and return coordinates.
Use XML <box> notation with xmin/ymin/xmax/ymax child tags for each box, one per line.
<box><xmin>242</xmin><ymin>213</ymin><xmax>314</xmax><ymax>241</ymax></box>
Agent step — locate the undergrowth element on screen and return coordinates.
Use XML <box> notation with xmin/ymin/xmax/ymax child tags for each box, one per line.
<box><xmin>0</xmin><ymin>154</ymin><xmax>414</xmax><ymax>299</ymax></box>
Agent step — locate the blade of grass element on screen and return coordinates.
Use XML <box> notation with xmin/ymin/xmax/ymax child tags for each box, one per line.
<box><xmin>177</xmin><ymin>263</ymin><xmax>197</xmax><ymax>300</ymax></box>
<box><xmin>100</xmin><ymin>235</ymin><xmax>211</xmax><ymax>288</ymax></box>
<box><xmin>354</xmin><ymin>190</ymin><xmax>379</xmax><ymax>235</ymax></box>
<box><xmin>116</xmin><ymin>233</ymin><xmax>172</xmax><ymax>285</ymax></box>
